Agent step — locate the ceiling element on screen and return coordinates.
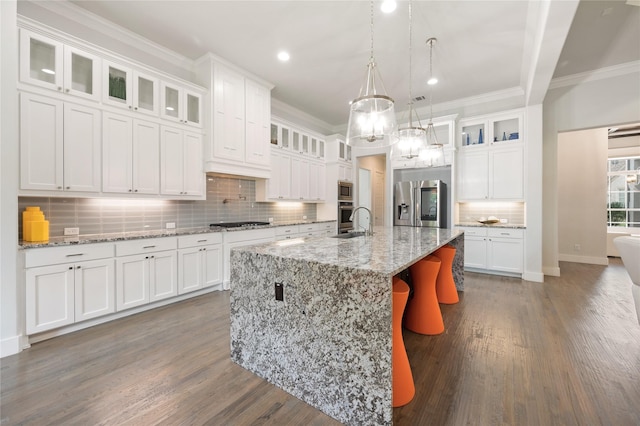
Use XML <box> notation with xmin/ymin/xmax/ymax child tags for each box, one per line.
<box><xmin>52</xmin><ymin>1</ymin><xmax>640</xmax><ymax>127</ymax></box>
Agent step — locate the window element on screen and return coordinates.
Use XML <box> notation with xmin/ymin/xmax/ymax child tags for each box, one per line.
<box><xmin>607</xmin><ymin>156</ymin><xmax>640</xmax><ymax>228</ymax></box>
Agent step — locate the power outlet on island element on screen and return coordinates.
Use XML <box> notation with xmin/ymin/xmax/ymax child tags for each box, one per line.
<box><xmin>275</xmin><ymin>282</ymin><xmax>284</xmax><ymax>301</ymax></box>
<box><xmin>64</xmin><ymin>227</ymin><xmax>79</xmax><ymax>236</ymax></box>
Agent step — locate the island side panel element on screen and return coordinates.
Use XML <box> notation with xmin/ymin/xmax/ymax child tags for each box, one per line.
<box><xmin>448</xmin><ymin>233</ymin><xmax>465</xmax><ymax>291</ymax></box>
<box><xmin>229</xmin><ymin>250</ymin><xmax>393</xmax><ymax>426</ymax></box>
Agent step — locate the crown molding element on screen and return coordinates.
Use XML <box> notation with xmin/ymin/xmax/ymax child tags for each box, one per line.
<box><xmin>412</xmin><ymin>86</ymin><xmax>525</xmax><ymax>118</ymax></box>
<box><xmin>548</xmin><ymin>61</ymin><xmax>640</xmax><ymax>90</ymax></box>
<box><xmin>23</xmin><ymin>0</ymin><xmax>194</xmax><ymax>72</ymax></box>
<box><xmin>271</xmin><ymin>98</ymin><xmax>334</xmax><ymax>134</ymax></box>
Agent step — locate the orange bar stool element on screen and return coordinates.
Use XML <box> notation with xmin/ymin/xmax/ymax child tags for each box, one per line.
<box><xmin>405</xmin><ymin>256</ymin><xmax>444</xmax><ymax>335</ymax></box>
<box><xmin>433</xmin><ymin>245</ymin><xmax>459</xmax><ymax>304</ymax></box>
<box><xmin>392</xmin><ymin>276</ymin><xmax>415</xmax><ymax>407</ymax></box>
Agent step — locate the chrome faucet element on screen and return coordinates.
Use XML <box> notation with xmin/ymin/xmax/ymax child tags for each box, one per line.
<box><xmin>349</xmin><ymin>206</ymin><xmax>373</xmax><ymax>236</ymax></box>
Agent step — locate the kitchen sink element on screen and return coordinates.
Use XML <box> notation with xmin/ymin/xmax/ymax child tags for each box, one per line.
<box><xmin>331</xmin><ymin>231</ymin><xmax>367</xmax><ymax>239</ymax></box>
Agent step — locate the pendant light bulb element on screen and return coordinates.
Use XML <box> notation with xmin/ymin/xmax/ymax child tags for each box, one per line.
<box><xmin>346</xmin><ymin>1</ymin><xmax>397</xmax><ymax>148</ymax></box>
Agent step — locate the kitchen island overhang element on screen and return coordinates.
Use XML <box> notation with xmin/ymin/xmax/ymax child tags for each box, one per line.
<box><xmin>229</xmin><ymin>226</ymin><xmax>464</xmax><ymax>425</ymax></box>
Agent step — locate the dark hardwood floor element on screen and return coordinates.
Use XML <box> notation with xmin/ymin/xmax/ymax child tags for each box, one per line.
<box><xmin>2</xmin><ymin>259</ymin><xmax>639</xmax><ymax>425</ymax></box>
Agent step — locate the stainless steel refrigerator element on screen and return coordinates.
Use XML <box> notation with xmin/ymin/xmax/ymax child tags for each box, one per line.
<box><xmin>394</xmin><ymin>180</ymin><xmax>447</xmax><ymax>228</ymax></box>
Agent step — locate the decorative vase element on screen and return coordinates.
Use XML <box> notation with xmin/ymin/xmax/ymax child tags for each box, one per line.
<box><xmin>478</xmin><ymin>128</ymin><xmax>484</xmax><ymax>144</ymax></box>
<box><xmin>466</xmin><ymin>134</ymin><xmax>470</xmax><ymax>145</ymax></box>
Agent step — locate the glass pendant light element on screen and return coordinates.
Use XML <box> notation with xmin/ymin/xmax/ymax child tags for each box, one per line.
<box><xmin>392</xmin><ymin>0</ymin><xmax>427</xmax><ymax>160</ymax></box>
<box><xmin>421</xmin><ymin>37</ymin><xmax>445</xmax><ymax>167</ymax></box>
<box><xmin>346</xmin><ymin>1</ymin><xmax>397</xmax><ymax>149</ymax></box>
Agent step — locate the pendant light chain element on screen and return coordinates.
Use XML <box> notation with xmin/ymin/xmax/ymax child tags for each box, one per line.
<box><xmin>408</xmin><ymin>0</ymin><xmax>413</xmax><ymax>126</ymax></box>
<box><xmin>429</xmin><ymin>38</ymin><xmax>434</xmax><ymax>122</ymax></box>
<box><xmin>370</xmin><ymin>0</ymin><xmax>374</xmax><ymax>61</ymax></box>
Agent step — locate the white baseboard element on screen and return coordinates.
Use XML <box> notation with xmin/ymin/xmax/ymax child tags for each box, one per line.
<box><xmin>543</xmin><ymin>266</ymin><xmax>561</xmax><ymax>277</ymax></box>
<box><xmin>1</xmin><ymin>335</ymin><xmax>23</xmax><ymax>358</ymax></box>
<box><xmin>523</xmin><ymin>271</ymin><xmax>544</xmax><ymax>282</ymax></box>
<box><xmin>558</xmin><ymin>254</ymin><xmax>609</xmax><ymax>266</ymax></box>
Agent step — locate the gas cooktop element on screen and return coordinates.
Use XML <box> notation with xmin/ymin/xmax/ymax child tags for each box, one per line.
<box><xmin>210</xmin><ymin>221</ymin><xmax>270</xmax><ymax>229</ymax></box>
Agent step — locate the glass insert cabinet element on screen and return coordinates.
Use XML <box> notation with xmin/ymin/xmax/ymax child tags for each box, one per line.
<box><xmin>20</xmin><ymin>29</ymin><xmax>101</xmax><ymax>101</ymax></box>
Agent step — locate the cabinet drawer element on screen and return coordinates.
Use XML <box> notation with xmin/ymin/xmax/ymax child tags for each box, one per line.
<box><xmin>178</xmin><ymin>233</ymin><xmax>223</xmax><ymax>248</ymax></box>
<box><xmin>298</xmin><ymin>224</ymin><xmax>318</xmax><ymax>233</ymax></box>
<box><xmin>458</xmin><ymin>227</ymin><xmax>487</xmax><ymax>237</ymax></box>
<box><xmin>487</xmin><ymin>228</ymin><xmax>524</xmax><ymax>239</ymax></box>
<box><xmin>116</xmin><ymin>237</ymin><xmax>177</xmax><ymax>257</ymax></box>
<box><xmin>275</xmin><ymin>226</ymin><xmax>300</xmax><ymax>237</ymax></box>
<box><xmin>25</xmin><ymin>243</ymin><xmax>114</xmax><ymax>268</ymax></box>
<box><xmin>224</xmin><ymin>228</ymin><xmax>275</xmax><ymax>243</ymax></box>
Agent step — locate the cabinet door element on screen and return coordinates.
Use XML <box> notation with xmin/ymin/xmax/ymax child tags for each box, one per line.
<box><xmin>463</xmin><ymin>236</ymin><xmax>487</xmax><ymax>269</ymax></box>
<box><xmin>103</xmin><ymin>60</ymin><xmax>133</xmax><ymax>108</ymax></box>
<box><xmin>458</xmin><ymin>149</ymin><xmax>489</xmax><ymax>200</ymax></box>
<box><xmin>202</xmin><ymin>245</ymin><xmax>223</xmax><ymax>288</ymax></box>
<box><xmin>487</xmin><ymin>238</ymin><xmax>523</xmax><ymax>273</ymax></box>
<box><xmin>133</xmin><ymin>71</ymin><xmax>159</xmax><ymax>116</ymax></box>
<box><xmin>74</xmin><ymin>259</ymin><xmax>115</xmax><ymax>322</ymax></box>
<box><xmin>20</xmin><ymin>93</ymin><xmax>64</xmax><ymax>191</ymax></box>
<box><xmin>26</xmin><ymin>264</ymin><xmax>75</xmax><ymax>334</ymax></box>
<box><xmin>184</xmin><ymin>90</ymin><xmax>202</xmax><ymax>127</ymax></box>
<box><xmin>102</xmin><ymin>112</ymin><xmax>133</xmax><ymax>193</ymax></box>
<box><xmin>63</xmin><ymin>102</ymin><xmax>101</xmax><ymax>192</ymax></box>
<box><xmin>182</xmin><ymin>131</ymin><xmax>204</xmax><ymax>196</ymax></box>
<box><xmin>178</xmin><ymin>247</ymin><xmax>202</xmax><ymax>294</ymax></box>
<box><xmin>213</xmin><ymin>64</ymin><xmax>245</xmax><ymax>161</ymax></box>
<box><xmin>308</xmin><ymin>161</ymin><xmax>320</xmax><ymax>201</ymax></box>
<box><xmin>63</xmin><ymin>45</ymin><xmax>101</xmax><ymax>101</ymax></box>
<box><xmin>160</xmin><ymin>82</ymin><xmax>183</xmax><ymax>124</ymax></box>
<box><xmin>290</xmin><ymin>157</ymin><xmax>303</xmax><ymax>200</ymax></box>
<box><xmin>132</xmin><ymin>120</ymin><xmax>160</xmax><ymax>194</ymax></box>
<box><xmin>245</xmin><ymin>79</ymin><xmax>270</xmax><ymax>166</ymax></box>
<box><xmin>19</xmin><ymin>30</ymin><xmax>63</xmax><ymax>92</ymax></box>
<box><xmin>116</xmin><ymin>254</ymin><xmax>149</xmax><ymax>311</ymax></box>
<box><xmin>150</xmin><ymin>250</ymin><xmax>178</xmax><ymax>301</ymax></box>
<box><xmin>268</xmin><ymin>151</ymin><xmax>291</xmax><ymax>199</ymax></box>
<box><xmin>490</xmin><ymin>145</ymin><xmax>524</xmax><ymax>200</ymax></box>
<box><xmin>160</xmin><ymin>126</ymin><xmax>184</xmax><ymax>195</ymax></box>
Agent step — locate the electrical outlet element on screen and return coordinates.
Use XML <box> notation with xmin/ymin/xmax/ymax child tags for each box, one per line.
<box><xmin>303</xmin><ymin>215</ymin><xmax>307</xmax><ymax>220</ymax></box>
<box><xmin>268</xmin><ymin>217</ymin><xmax>274</xmax><ymax>222</ymax></box>
<box><xmin>275</xmin><ymin>282</ymin><xmax>284</xmax><ymax>301</ymax></box>
<box><xmin>64</xmin><ymin>227</ymin><xmax>79</xmax><ymax>236</ymax></box>
<box><xmin>166</xmin><ymin>222</ymin><xmax>176</xmax><ymax>229</ymax></box>
<box><xmin>574</xmin><ymin>244</ymin><xmax>581</xmax><ymax>252</ymax></box>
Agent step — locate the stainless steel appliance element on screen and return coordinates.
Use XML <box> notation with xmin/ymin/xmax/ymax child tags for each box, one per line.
<box><xmin>338</xmin><ymin>180</ymin><xmax>353</xmax><ymax>201</ymax></box>
<box><xmin>394</xmin><ymin>180</ymin><xmax>447</xmax><ymax>228</ymax></box>
<box><xmin>338</xmin><ymin>201</ymin><xmax>354</xmax><ymax>233</ymax></box>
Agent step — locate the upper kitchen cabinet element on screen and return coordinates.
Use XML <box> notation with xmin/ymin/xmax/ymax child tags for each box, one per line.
<box><xmin>19</xmin><ymin>29</ymin><xmax>101</xmax><ymax>102</ymax></box>
<box><xmin>194</xmin><ymin>55</ymin><xmax>274</xmax><ymax>179</ymax></box>
<box><xmin>103</xmin><ymin>60</ymin><xmax>161</xmax><ymax>117</ymax></box>
<box><xmin>457</xmin><ymin>109</ymin><xmax>525</xmax><ymax>201</ymax></box>
<box><xmin>160</xmin><ymin>82</ymin><xmax>202</xmax><ymax>127</ymax></box>
<box><xmin>160</xmin><ymin>125</ymin><xmax>204</xmax><ymax>198</ymax></box>
<box><xmin>270</xmin><ymin>121</ymin><xmax>291</xmax><ymax>150</ymax></box>
<box><xmin>20</xmin><ymin>92</ymin><xmax>101</xmax><ymax>193</ymax></box>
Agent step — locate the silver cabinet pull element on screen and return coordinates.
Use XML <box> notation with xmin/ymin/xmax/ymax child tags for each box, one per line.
<box><xmin>65</xmin><ymin>253</ymin><xmax>84</xmax><ymax>257</ymax></box>
<box><xmin>143</xmin><ymin>245</ymin><xmax>156</xmax><ymax>249</ymax></box>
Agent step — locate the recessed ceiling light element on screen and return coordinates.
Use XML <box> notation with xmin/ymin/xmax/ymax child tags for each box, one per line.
<box><xmin>277</xmin><ymin>51</ymin><xmax>290</xmax><ymax>62</ymax></box>
<box><xmin>381</xmin><ymin>0</ymin><xmax>397</xmax><ymax>13</ymax></box>
<box><xmin>427</xmin><ymin>77</ymin><xmax>438</xmax><ymax>85</ymax></box>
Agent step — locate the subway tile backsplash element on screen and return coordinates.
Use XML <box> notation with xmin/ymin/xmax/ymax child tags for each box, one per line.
<box><xmin>18</xmin><ymin>176</ymin><xmax>317</xmax><ymax>239</ymax></box>
<box><xmin>457</xmin><ymin>202</ymin><xmax>525</xmax><ymax>225</ymax></box>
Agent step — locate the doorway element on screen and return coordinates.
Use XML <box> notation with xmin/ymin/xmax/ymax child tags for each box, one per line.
<box><xmin>356</xmin><ymin>154</ymin><xmax>386</xmax><ymax>228</ymax></box>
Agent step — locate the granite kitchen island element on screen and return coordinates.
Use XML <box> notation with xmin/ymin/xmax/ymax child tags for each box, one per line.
<box><xmin>229</xmin><ymin>226</ymin><xmax>464</xmax><ymax>425</ymax></box>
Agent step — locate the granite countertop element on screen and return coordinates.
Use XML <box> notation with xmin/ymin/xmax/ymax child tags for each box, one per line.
<box><xmin>235</xmin><ymin>226</ymin><xmax>464</xmax><ymax>277</ymax></box>
<box><xmin>18</xmin><ymin>219</ymin><xmax>337</xmax><ymax>249</ymax></box>
<box><xmin>456</xmin><ymin>222</ymin><xmax>526</xmax><ymax>229</ymax></box>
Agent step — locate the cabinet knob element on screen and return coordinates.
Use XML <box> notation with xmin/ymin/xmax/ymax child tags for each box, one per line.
<box><xmin>128</xmin><ymin>189</ymin><xmax>132</xmax><ymax>192</ymax></box>
<box><xmin>58</xmin><ymin>186</ymin><xmax>63</xmax><ymax>189</ymax></box>
<box><xmin>76</xmin><ymin>266</ymin><xmax>81</xmax><ymax>269</ymax></box>
<box><xmin>65</xmin><ymin>88</ymin><xmax>70</xmax><ymax>93</ymax></box>
<box><xmin>145</xmin><ymin>256</ymin><xmax>149</xmax><ymax>259</ymax></box>
<box><xmin>134</xmin><ymin>189</ymin><xmax>138</xmax><ymax>192</ymax></box>
<box><xmin>66</xmin><ymin>186</ymin><xmax>70</xmax><ymax>190</ymax></box>
<box><xmin>128</xmin><ymin>105</ymin><xmax>132</xmax><ymax>109</ymax></box>
<box><xmin>57</xmin><ymin>87</ymin><xmax>62</xmax><ymax>91</ymax></box>
<box><xmin>150</xmin><ymin>255</ymin><xmax>155</xmax><ymax>259</ymax></box>
<box><xmin>134</xmin><ymin>107</ymin><xmax>138</xmax><ymax>111</ymax></box>
<box><xmin>68</xmin><ymin>266</ymin><xmax>73</xmax><ymax>270</ymax></box>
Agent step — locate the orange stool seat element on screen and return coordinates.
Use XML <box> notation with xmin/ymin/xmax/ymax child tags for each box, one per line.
<box><xmin>392</xmin><ymin>277</ymin><xmax>415</xmax><ymax>407</ymax></box>
<box><xmin>405</xmin><ymin>255</ymin><xmax>444</xmax><ymax>335</ymax></box>
<box><xmin>433</xmin><ymin>245</ymin><xmax>459</xmax><ymax>304</ymax></box>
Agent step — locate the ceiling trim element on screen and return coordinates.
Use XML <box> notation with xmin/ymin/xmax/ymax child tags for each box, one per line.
<box><xmin>28</xmin><ymin>0</ymin><xmax>194</xmax><ymax>71</ymax></box>
<box><xmin>271</xmin><ymin>98</ymin><xmax>335</xmax><ymax>135</ymax></box>
<box><xmin>549</xmin><ymin>60</ymin><xmax>640</xmax><ymax>90</ymax></box>
<box><xmin>412</xmin><ymin>86</ymin><xmax>526</xmax><ymax>118</ymax></box>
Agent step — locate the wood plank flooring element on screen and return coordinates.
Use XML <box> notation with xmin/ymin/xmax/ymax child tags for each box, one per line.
<box><xmin>2</xmin><ymin>259</ymin><xmax>639</xmax><ymax>425</ymax></box>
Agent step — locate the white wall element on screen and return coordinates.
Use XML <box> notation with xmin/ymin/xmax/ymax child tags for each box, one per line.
<box><xmin>1</xmin><ymin>0</ymin><xmax>21</xmax><ymax>357</ymax></box>
<box><xmin>557</xmin><ymin>128</ymin><xmax>608</xmax><ymax>265</ymax></box>
<box><xmin>542</xmin><ymin>71</ymin><xmax>640</xmax><ymax>276</ymax></box>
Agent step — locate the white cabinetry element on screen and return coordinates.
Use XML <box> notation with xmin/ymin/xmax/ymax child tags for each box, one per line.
<box><xmin>196</xmin><ymin>57</ymin><xmax>273</xmax><ymax>178</ymax></box>
<box><xmin>115</xmin><ymin>238</ymin><xmax>178</xmax><ymax>311</ymax></box>
<box><xmin>458</xmin><ymin>227</ymin><xmax>524</xmax><ymax>274</ymax></box>
<box><xmin>457</xmin><ymin>110</ymin><xmax>524</xmax><ymax>201</ymax></box>
<box><xmin>177</xmin><ymin>234</ymin><xmax>223</xmax><ymax>294</ymax></box>
<box><xmin>20</xmin><ymin>92</ymin><xmax>100</xmax><ymax>193</ymax></box>
<box><xmin>160</xmin><ymin>82</ymin><xmax>202</xmax><ymax>127</ymax></box>
<box><xmin>102</xmin><ymin>112</ymin><xmax>160</xmax><ymax>194</ymax></box>
<box><xmin>25</xmin><ymin>243</ymin><xmax>115</xmax><ymax>334</ymax></box>
<box><xmin>160</xmin><ymin>126</ymin><xmax>204</xmax><ymax>197</ymax></box>
<box><xmin>20</xmin><ymin>29</ymin><xmax>101</xmax><ymax>101</ymax></box>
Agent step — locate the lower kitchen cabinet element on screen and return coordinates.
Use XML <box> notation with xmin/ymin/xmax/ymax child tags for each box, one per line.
<box><xmin>115</xmin><ymin>237</ymin><xmax>178</xmax><ymax>311</ymax></box>
<box><xmin>458</xmin><ymin>227</ymin><xmax>524</xmax><ymax>274</ymax></box>
<box><xmin>177</xmin><ymin>234</ymin><xmax>223</xmax><ymax>294</ymax></box>
<box><xmin>25</xmin><ymin>243</ymin><xmax>115</xmax><ymax>334</ymax></box>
